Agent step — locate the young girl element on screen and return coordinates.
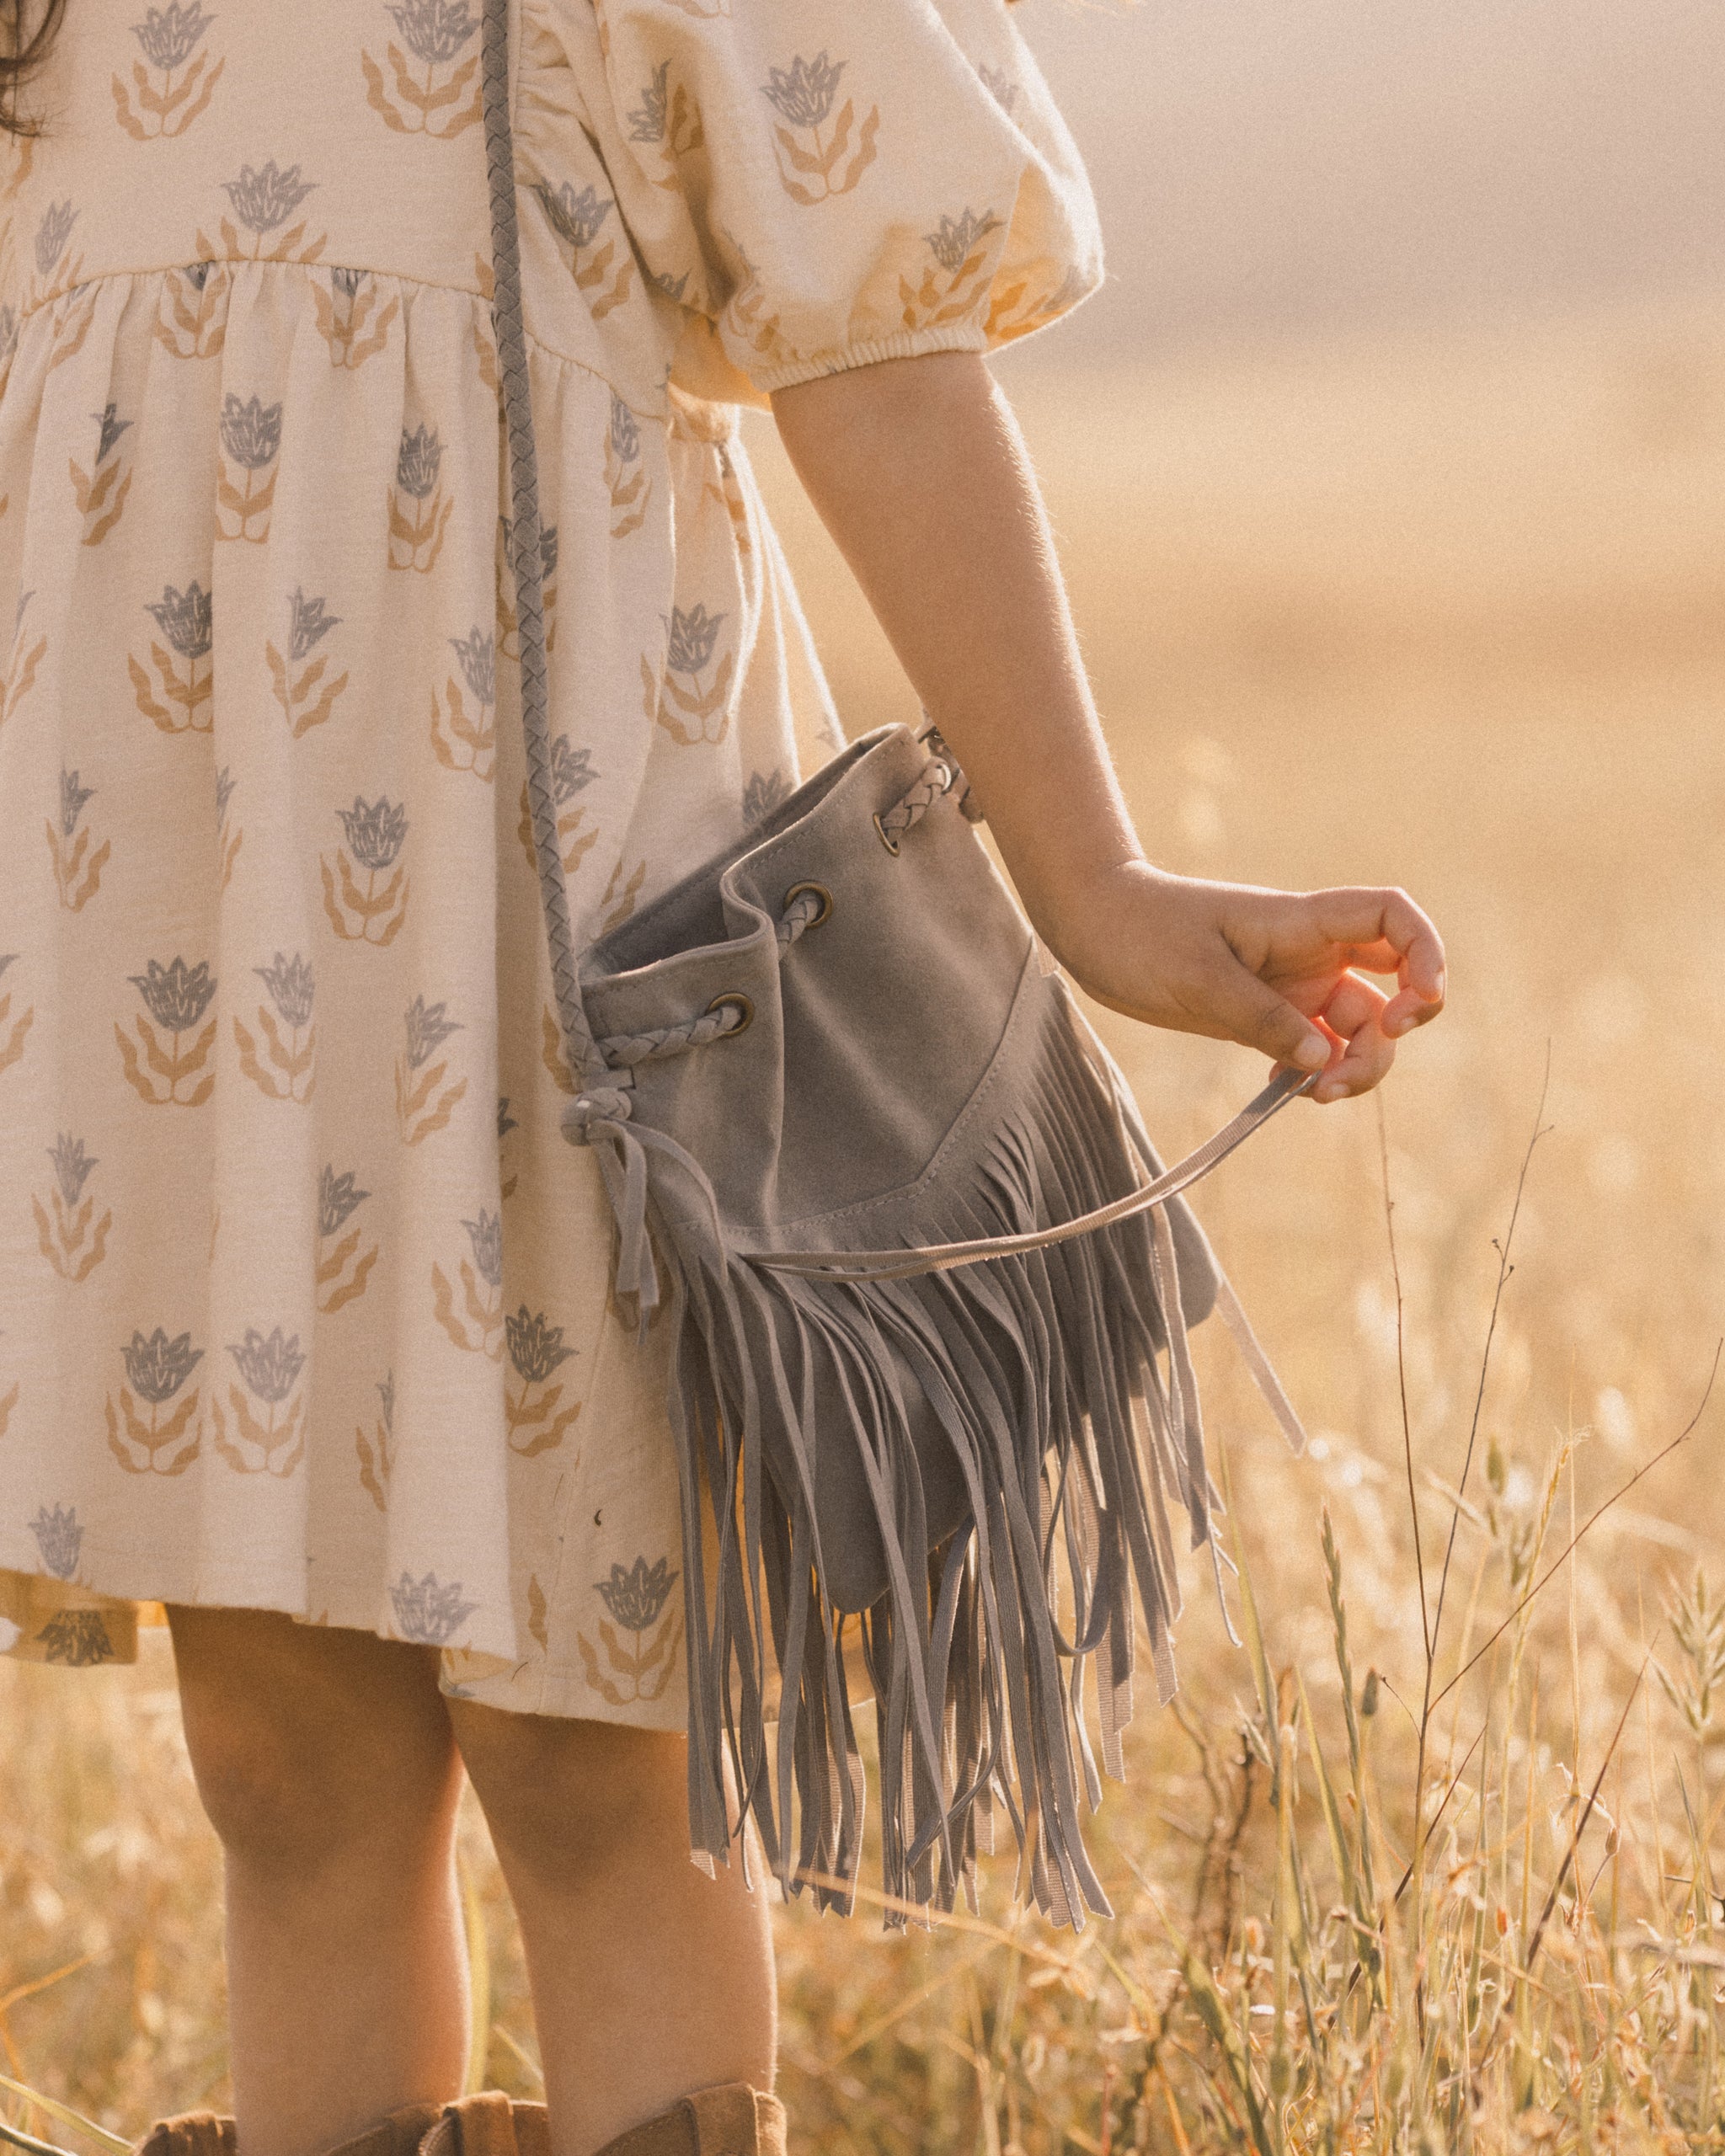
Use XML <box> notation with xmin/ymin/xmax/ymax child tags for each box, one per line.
<box><xmin>0</xmin><ymin>1</ymin><xmax>1444</xmax><ymax>2152</ymax></box>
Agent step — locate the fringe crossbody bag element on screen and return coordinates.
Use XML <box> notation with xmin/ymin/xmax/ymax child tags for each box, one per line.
<box><xmin>481</xmin><ymin>0</ymin><xmax>1310</xmax><ymax>1931</ymax></box>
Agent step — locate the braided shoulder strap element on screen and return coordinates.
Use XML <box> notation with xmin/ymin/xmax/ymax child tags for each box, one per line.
<box><xmin>482</xmin><ymin>0</ymin><xmax>605</xmax><ymax>1097</ymax></box>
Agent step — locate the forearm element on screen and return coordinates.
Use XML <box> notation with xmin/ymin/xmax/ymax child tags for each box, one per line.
<box><xmin>770</xmin><ymin>352</ymin><xmax>1143</xmax><ymax>953</ymax></box>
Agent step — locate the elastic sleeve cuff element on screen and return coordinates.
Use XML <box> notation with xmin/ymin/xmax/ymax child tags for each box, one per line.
<box><xmin>745</xmin><ymin>324</ymin><xmax>994</xmax><ymax>397</ymax></box>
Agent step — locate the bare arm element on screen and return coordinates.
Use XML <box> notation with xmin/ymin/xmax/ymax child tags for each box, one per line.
<box><xmin>771</xmin><ymin>353</ymin><xmax>1444</xmax><ymax>1100</ymax></box>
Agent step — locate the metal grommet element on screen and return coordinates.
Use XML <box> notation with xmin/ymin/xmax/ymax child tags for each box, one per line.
<box><xmin>782</xmin><ymin>879</ymin><xmax>834</xmax><ymax>928</ymax></box>
<box><xmin>872</xmin><ymin>813</ymin><xmax>900</xmax><ymax>857</ymax></box>
<box><xmin>707</xmin><ymin>992</ymin><xmax>754</xmax><ymax>1038</ymax></box>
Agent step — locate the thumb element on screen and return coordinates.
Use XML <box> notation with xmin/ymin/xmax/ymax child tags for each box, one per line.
<box><xmin>1209</xmin><ymin>961</ymin><xmax>1332</xmax><ymax>1073</ymax></box>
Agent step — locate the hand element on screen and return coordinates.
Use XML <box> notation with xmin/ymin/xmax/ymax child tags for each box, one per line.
<box><xmin>1045</xmin><ymin>863</ymin><xmax>1446</xmax><ymax>1103</ymax></box>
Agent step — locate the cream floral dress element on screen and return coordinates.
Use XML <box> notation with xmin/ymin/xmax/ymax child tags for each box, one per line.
<box><xmin>0</xmin><ymin>0</ymin><xmax>1099</xmax><ymax>1725</ymax></box>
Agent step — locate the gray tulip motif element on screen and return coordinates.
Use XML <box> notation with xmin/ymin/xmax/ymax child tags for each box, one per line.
<box><xmin>37</xmin><ymin>1611</ymin><xmax>115</xmax><ymax>1668</ymax></box>
<box><xmin>655</xmin><ymin>604</ymin><xmax>734</xmax><ymax>747</ymax></box>
<box><xmin>550</xmin><ymin>736</ymin><xmax>597</xmax><ymax>806</ymax></box>
<box><xmin>396</xmin><ymin>424</ymin><xmax>442</xmax><ymax>499</ymax></box>
<box><xmin>596</xmin><ymin>1555</ymin><xmax>678</xmax><ymax>1633</ymax></box>
<box><xmin>318</xmin><ymin>264</ymin><xmax>400</xmax><ymax>369</ymax></box>
<box><xmin>106</xmin><ymin>1326</ymin><xmax>204</xmax><ymax>1476</ymax></box>
<box><xmin>580</xmin><ymin>1554</ymin><xmax>682</xmax><ymax>1707</ymax></box>
<box><xmin>395</xmin><ymin>995</ymin><xmax>467</xmax><ymax>1146</ymax></box>
<box><xmin>47</xmin><ymin>1132</ymin><xmax>97</xmax><ymax>1206</ymax></box>
<box><xmin>925</xmin><ymin>208</ymin><xmax>1001</xmax><ymax>275</ymax></box>
<box><xmin>318</xmin><ymin>1164</ymin><xmax>379</xmax><ymax>1316</ymax></box>
<box><xmin>118</xmin><ymin>956</ymin><xmax>219</xmax><ymax>1107</ymax></box>
<box><xmin>228</xmin><ymin>1325</ymin><xmax>305</xmax><ymax>1402</ymax></box>
<box><xmin>977</xmin><ymin>62</ymin><xmax>1017</xmax><ymax>114</ymax></box>
<box><xmin>323</xmin><ymin>794</ymin><xmax>411</xmax><ymax>945</ymax></box>
<box><xmin>217</xmin><ymin>393</ymin><xmax>282</xmax><ymax>542</ymax></box>
<box><xmin>269</xmin><ymin>589</ymin><xmax>350</xmax><ymax>738</ymax></box>
<box><xmin>57</xmin><ymin>769</ymin><xmax>94</xmax><ymax>838</ymax></box>
<box><xmin>761</xmin><ymin>51</ymin><xmax>879</xmax><ymax>205</ymax></box>
<box><xmin>665</xmin><ymin>604</ymin><xmax>724</xmax><ymax>678</ymax></box>
<box><xmin>256</xmin><ymin>953</ymin><xmax>314</xmax><ymax>1028</ymax></box>
<box><xmin>70</xmin><ymin>403</ymin><xmax>134</xmax><ymax>546</ymax></box>
<box><xmin>363</xmin><ymin>0</ymin><xmax>483</xmax><ymax>139</ymax></box>
<box><xmin>119</xmin><ymin>3</ymin><xmax>224</xmax><ymax>141</ymax></box>
<box><xmin>125</xmin><ymin>1326</ymin><xmax>204</xmax><ymax>1404</ymax></box>
<box><xmin>48</xmin><ymin>766</ymin><xmax>109</xmax><ymax>912</ymax></box>
<box><xmin>626</xmin><ymin>60</ymin><xmax>671</xmax><ymax>145</ymax></box>
<box><xmin>433</xmin><ymin>1203</ymin><xmax>504</xmax><ymax>1360</ymax></box>
<box><xmin>216</xmin><ymin>160</ymin><xmax>318</xmax><ymax>259</ymax></box>
<box><xmin>34</xmin><ymin>200</ymin><xmax>78</xmax><ymax>282</ymax></box>
<box><xmin>629</xmin><ymin>47</ymin><xmax>694</xmax><ymax>164</ymax></box>
<box><xmin>534</xmin><ymin>180</ymin><xmax>633</xmax><ymax>318</ymax></box>
<box><xmin>225</xmin><ymin>161</ymin><xmax>313</xmax><ymax>232</ymax></box>
<box><xmin>389</xmin><ymin>1570</ymin><xmax>478</xmax><ymax>1645</ymax></box>
<box><xmin>146</xmin><ymin>582</ymin><xmax>213</xmax><ymax>659</ymax></box>
<box><xmin>537</xmin><ymin>179</ymin><xmax>611</xmax><ymax>254</ymax></box>
<box><xmin>606</xmin><ymin>392</ymin><xmax>649</xmax><ymax>539</ymax></box>
<box><xmin>134</xmin><ymin>582</ymin><xmax>214</xmax><ymax>734</ymax></box>
<box><xmin>29</xmin><ymin>1502</ymin><xmax>83</xmax><ymax>1582</ymax></box>
<box><xmin>431</xmin><ymin>627</ymin><xmax>496</xmax><ymax>780</ymax></box>
<box><xmin>319</xmin><ymin>1165</ymin><xmax>370</xmax><ymax>1238</ymax></box>
<box><xmin>389</xmin><ymin>424</ymin><xmax>452</xmax><ymax>571</ymax></box>
<box><xmin>159</xmin><ymin>256</ymin><xmax>226</xmax><ymax>358</ymax></box>
<box><xmin>237</xmin><ymin>952</ymin><xmax>316</xmax><ymax>1104</ymax></box>
<box><xmin>133</xmin><ymin>958</ymin><xmax>217</xmax><ymax>1032</ymax></box>
<box><xmin>463</xmin><ymin>1209</ymin><xmax>504</xmax><ymax>1290</ymax></box>
<box><xmin>404</xmin><ymin>995</ymin><xmax>462</xmax><ymax>1072</ymax></box>
<box><xmin>503</xmin><ymin>1307</ymin><xmax>581</xmax><ymax>1459</ymax></box>
<box><xmin>34</xmin><ymin>1130</ymin><xmax>111</xmax><ymax>1283</ymax></box>
<box><xmin>742</xmin><ymin>767</ymin><xmax>792</xmax><ymax>828</ymax></box>
<box><xmin>213</xmin><ymin>1324</ymin><xmax>308</xmax><ymax>1477</ymax></box>
<box><xmin>762</xmin><ymin>53</ymin><xmax>844</xmax><ymax>130</ymax></box>
<box><xmin>135</xmin><ymin>3</ymin><xmax>214</xmax><ymax>71</ymax></box>
<box><xmin>339</xmin><ymin>795</ymin><xmax>409</xmax><ymax>870</ymax></box>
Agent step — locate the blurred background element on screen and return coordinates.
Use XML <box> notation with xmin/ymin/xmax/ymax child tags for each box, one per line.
<box><xmin>1012</xmin><ymin>0</ymin><xmax>1725</xmax><ymax>360</ymax></box>
<box><xmin>745</xmin><ymin>0</ymin><xmax>1725</xmax><ymax>1460</ymax></box>
<box><xmin>8</xmin><ymin>3</ymin><xmax>1725</xmax><ymax>2146</ymax></box>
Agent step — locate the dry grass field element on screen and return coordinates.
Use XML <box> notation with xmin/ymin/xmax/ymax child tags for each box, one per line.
<box><xmin>6</xmin><ymin>290</ymin><xmax>1725</xmax><ymax>2153</ymax></box>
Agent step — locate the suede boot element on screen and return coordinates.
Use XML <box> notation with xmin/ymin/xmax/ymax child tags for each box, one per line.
<box><xmin>127</xmin><ymin>2083</ymin><xmax>783</xmax><ymax>2156</ymax></box>
<box><xmin>131</xmin><ymin>2121</ymin><xmax>235</xmax><ymax>2156</ymax></box>
<box><xmin>419</xmin><ymin>2085</ymin><xmax>784</xmax><ymax>2156</ymax></box>
<box><xmin>132</xmin><ymin>2101</ymin><xmax>445</xmax><ymax>2156</ymax></box>
<box><xmin>589</xmin><ymin>2084</ymin><xmax>787</xmax><ymax>2156</ymax></box>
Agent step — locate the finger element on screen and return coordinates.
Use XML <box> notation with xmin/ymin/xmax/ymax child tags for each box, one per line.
<box><xmin>1309</xmin><ymin>888</ymin><xmax>1446</xmax><ymax>1003</ymax></box>
<box><xmin>1204</xmin><ymin>957</ymin><xmax>1332</xmax><ymax>1073</ymax></box>
<box><xmin>1319</xmin><ymin>970</ymin><xmax>1386</xmax><ymax>1043</ymax></box>
<box><xmin>1312</xmin><ymin>976</ymin><xmax>1396</xmax><ymax>1102</ymax></box>
<box><xmin>1381</xmin><ymin>980</ymin><xmax>1445</xmax><ymax>1037</ymax></box>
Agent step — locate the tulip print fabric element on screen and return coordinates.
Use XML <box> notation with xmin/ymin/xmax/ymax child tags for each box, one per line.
<box><xmin>0</xmin><ymin>0</ymin><xmax>1099</xmax><ymax>1724</ymax></box>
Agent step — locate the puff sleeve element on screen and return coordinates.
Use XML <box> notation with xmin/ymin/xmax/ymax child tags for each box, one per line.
<box><xmin>535</xmin><ymin>0</ymin><xmax>1103</xmax><ymax>403</ymax></box>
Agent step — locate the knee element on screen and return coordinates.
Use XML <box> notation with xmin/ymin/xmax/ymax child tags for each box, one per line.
<box><xmin>451</xmin><ymin>1705</ymin><xmax>685</xmax><ymax>1883</ymax></box>
<box><xmin>178</xmin><ymin>1695</ymin><xmax>337</xmax><ymax>1869</ymax></box>
<box><xmin>172</xmin><ymin>1609</ymin><xmax>461</xmax><ymax>1873</ymax></box>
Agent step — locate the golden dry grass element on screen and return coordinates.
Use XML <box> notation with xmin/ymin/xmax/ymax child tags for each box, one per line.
<box><xmin>7</xmin><ymin>291</ymin><xmax>1725</xmax><ymax>2153</ymax></box>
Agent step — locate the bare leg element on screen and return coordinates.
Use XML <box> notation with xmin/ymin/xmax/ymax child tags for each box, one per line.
<box><xmin>168</xmin><ymin>1608</ymin><xmax>469</xmax><ymax>2156</ymax></box>
<box><xmin>448</xmin><ymin>1705</ymin><xmax>775</xmax><ymax>2156</ymax></box>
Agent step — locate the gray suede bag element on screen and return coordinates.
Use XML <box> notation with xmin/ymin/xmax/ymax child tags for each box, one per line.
<box><xmin>482</xmin><ymin>0</ymin><xmax>1307</xmax><ymax>1931</ymax></box>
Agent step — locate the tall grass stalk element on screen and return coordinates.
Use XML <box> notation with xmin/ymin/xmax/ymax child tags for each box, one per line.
<box><xmin>2</xmin><ymin>1107</ymin><xmax>1721</xmax><ymax>2153</ymax></box>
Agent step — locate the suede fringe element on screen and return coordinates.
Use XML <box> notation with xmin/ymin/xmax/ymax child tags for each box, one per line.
<box><xmin>619</xmin><ymin>996</ymin><xmax>1289</xmax><ymax>1935</ymax></box>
